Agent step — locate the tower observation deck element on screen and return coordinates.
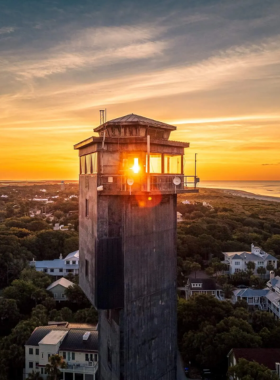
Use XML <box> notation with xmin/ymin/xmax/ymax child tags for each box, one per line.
<box><xmin>74</xmin><ymin>113</ymin><xmax>199</xmax><ymax>380</ymax></box>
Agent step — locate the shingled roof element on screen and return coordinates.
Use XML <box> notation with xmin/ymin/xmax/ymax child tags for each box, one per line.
<box><xmin>59</xmin><ymin>329</ymin><xmax>98</xmax><ymax>352</ymax></box>
<box><xmin>230</xmin><ymin>348</ymin><xmax>280</xmax><ymax>370</ymax></box>
<box><xmin>94</xmin><ymin>113</ymin><xmax>176</xmax><ymax>132</ymax></box>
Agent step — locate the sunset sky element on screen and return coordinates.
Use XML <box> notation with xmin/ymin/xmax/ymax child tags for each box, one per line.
<box><xmin>1</xmin><ymin>0</ymin><xmax>280</xmax><ymax>180</ymax></box>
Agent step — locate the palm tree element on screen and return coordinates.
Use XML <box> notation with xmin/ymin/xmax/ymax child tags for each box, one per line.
<box><xmin>27</xmin><ymin>371</ymin><xmax>43</xmax><ymax>380</ymax></box>
<box><xmin>45</xmin><ymin>354</ymin><xmax>66</xmax><ymax>380</ymax></box>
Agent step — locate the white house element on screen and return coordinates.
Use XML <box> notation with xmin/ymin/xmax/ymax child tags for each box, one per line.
<box><xmin>24</xmin><ymin>324</ymin><xmax>98</xmax><ymax>380</ymax></box>
<box><xmin>223</xmin><ymin>244</ymin><xmax>277</xmax><ymax>277</ymax></box>
<box><xmin>30</xmin><ymin>250</ymin><xmax>79</xmax><ymax>277</ymax></box>
<box><xmin>47</xmin><ymin>278</ymin><xmax>74</xmax><ymax>301</ymax></box>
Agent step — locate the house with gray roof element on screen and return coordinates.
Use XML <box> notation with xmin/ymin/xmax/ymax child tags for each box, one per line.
<box><xmin>223</xmin><ymin>243</ymin><xmax>277</xmax><ymax>278</ymax></box>
<box><xmin>24</xmin><ymin>324</ymin><xmax>98</xmax><ymax>379</ymax></box>
<box><xmin>30</xmin><ymin>250</ymin><xmax>79</xmax><ymax>278</ymax></box>
<box><xmin>233</xmin><ymin>272</ymin><xmax>280</xmax><ymax>320</ymax></box>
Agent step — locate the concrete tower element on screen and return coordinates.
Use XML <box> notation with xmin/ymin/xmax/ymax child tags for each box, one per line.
<box><xmin>74</xmin><ymin>114</ymin><xmax>198</xmax><ymax>380</ymax></box>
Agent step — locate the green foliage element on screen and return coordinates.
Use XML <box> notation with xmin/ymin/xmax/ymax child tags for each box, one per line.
<box><xmin>74</xmin><ymin>307</ymin><xmax>98</xmax><ymax>324</ymax></box>
<box><xmin>227</xmin><ymin>358</ymin><xmax>278</xmax><ymax>380</ymax></box>
<box><xmin>64</xmin><ymin>284</ymin><xmax>91</xmax><ymax>307</ymax></box>
<box><xmin>45</xmin><ymin>354</ymin><xmax>66</xmax><ymax>380</ymax></box>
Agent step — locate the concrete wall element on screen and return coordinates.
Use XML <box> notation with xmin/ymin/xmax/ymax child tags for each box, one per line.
<box><xmin>95</xmin><ymin>194</ymin><xmax>177</xmax><ymax>380</ymax></box>
<box><xmin>79</xmin><ymin>175</ymin><xmax>98</xmax><ymax>306</ymax></box>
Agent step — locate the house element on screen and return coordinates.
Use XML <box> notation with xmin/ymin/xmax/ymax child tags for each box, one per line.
<box><xmin>227</xmin><ymin>348</ymin><xmax>280</xmax><ymax>379</ymax></box>
<box><xmin>233</xmin><ymin>288</ymin><xmax>269</xmax><ymax>310</ymax></box>
<box><xmin>177</xmin><ymin>212</ymin><xmax>183</xmax><ymax>222</ymax></box>
<box><xmin>223</xmin><ymin>243</ymin><xmax>277</xmax><ymax>278</ymax></box>
<box><xmin>179</xmin><ymin>278</ymin><xmax>224</xmax><ymax>300</ymax></box>
<box><xmin>30</xmin><ymin>250</ymin><xmax>79</xmax><ymax>277</ymax></box>
<box><xmin>24</xmin><ymin>324</ymin><xmax>98</xmax><ymax>379</ymax></box>
<box><xmin>232</xmin><ymin>272</ymin><xmax>280</xmax><ymax>319</ymax></box>
<box><xmin>47</xmin><ymin>278</ymin><xmax>74</xmax><ymax>301</ymax></box>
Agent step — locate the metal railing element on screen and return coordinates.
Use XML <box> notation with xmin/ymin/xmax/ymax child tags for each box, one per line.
<box><xmin>98</xmin><ymin>174</ymin><xmax>198</xmax><ymax>193</ymax></box>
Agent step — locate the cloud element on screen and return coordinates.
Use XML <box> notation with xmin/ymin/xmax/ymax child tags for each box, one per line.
<box><xmin>0</xmin><ymin>27</ymin><xmax>15</xmax><ymax>35</ymax></box>
<box><xmin>262</xmin><ymin>163</ymin><xmax>280</xmax><ymax>166</ymax></box>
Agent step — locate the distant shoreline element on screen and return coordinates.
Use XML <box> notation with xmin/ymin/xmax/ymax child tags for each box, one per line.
<box><xmin>208</xmin><ymin>188</ymin><xmax>280</xmax><ymax>203</ymax></box>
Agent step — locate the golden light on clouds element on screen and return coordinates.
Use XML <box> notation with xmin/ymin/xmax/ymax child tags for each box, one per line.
<box><xmin>0</xmin><ymin>3</ymin><xmax>280</xmax><ymax>180</ymax></box>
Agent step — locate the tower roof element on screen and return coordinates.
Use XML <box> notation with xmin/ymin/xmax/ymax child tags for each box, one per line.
<box><xmin>94</xmin><ymin>113</ymin><xmax>176</xmax><ymax>132</ymax></box>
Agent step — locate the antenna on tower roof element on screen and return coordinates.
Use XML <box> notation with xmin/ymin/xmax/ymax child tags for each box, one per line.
<box><xmin>99</xmin><ymin>109</ymin><xmax>107</xmax><ymax>125</ymax></box>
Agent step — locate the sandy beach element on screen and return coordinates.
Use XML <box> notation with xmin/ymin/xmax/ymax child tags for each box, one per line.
<box><xmin>223</xmin><ymin>189</ymin><xmax>280</xmax><ymax>203</ymax></box>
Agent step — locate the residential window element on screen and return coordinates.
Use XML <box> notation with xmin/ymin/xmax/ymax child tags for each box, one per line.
<box><xmin>59</xmin><ymin>269</ymin><xmax>63</xmax><ymax>273</ymax></box>
<box><xmin>85</xmin><ymin>259</ymin><xmax>89</xmax><ymax>277</ymax></box>
<box><xmin>36</xmin><ymin>363</ymin><xmax>39</xmax><ymax>368</ymax></box>
<box><xmin>50</xmin><ymin>269</ymin><xmax>54</xmax><ymax>273</ymax></box>
<box><xmin>66</xmin><ymin>260</ymin><xmax>70</xmax><ymax>265</ymax></box>
<box><xmin>43</xmin><ymin>269</ymin><xmax>47</xmax><ymax>273</ymax></box>
<box><xmin>85</xmin><ymin>353</ymin><xmax>89</xmax><ymax>361</ymax></box>
<box><xmin>67</xmin><ymin>352</ymin><xmax>71</xmax><ymax>361</ymax></box>
<box><xmin>42</xmin><ymin>353</ymin><xmax>43</xmax><ymax>358</ymax></box>
<box><xmin>54</xmin><ymin>293</ymin><xmax>57</xmax><ymax>298</ymax></box>
<box><xmin>72</xmin><ymin>261</ymin><xmax>76</xmax><ymax>265</ymax></box>
<box><xmin>258</xmin><ymin>261</ymin><xmax>264</xmax><ymax>266</ymax></box>
<box><xmin>192</xmin><ymin>283</ymin><xmax>202</xmax><ymax>288</ymax></box>
<box><xmin>48</xmin><ymin>354</ymin><xmax>50</xmax><ymax>359</ymax></box>
<box><xmin>41</xmin><ymin>368</ymin><xmax>44</xmax><ymax>375</ymax></box>
<box><xmin>72</xmin><ymin>352</ymin><xmax>75</xmax><ymax>360</ymax></box>
<box><xmin>62</xmin><ymin>352</ymin><xmax>66</xmax><ymax>359</ymax></box>
<box><xmin>94</xmin><ymin>354</ymin><xmax>98</xmax><ymax>362</ymax></box>
<box><xmin>35</xmin><ymin>349</ymin><xmax>39</xmax><ymax>355</ymax></box>
<box><xmin>85</xmin><ymin>199</ymin><xmax>89</xmax><ymax>217</ymax></box>
<box><xmin>66</xmin><ymin>269</ymin><xmax>73</xmax><ymax>273</ymax></box>
<box><xmin>235</xmin><ymin>268</ymin><xmax>241</xmax><ymax>273</ymax></box>
<box><xmin>235</xmin><ymin>261</ymin><xmax>240</xmax><ymax>265</ymax></box>
<box><xmin>29</xmin><ymin>362</ymin><xmax>33</xmax><ymax>369</ymax></box>
<box><xmin>29</xmin><ymin>348</ymin><xmax>33</xmax><ymax>355</ymax></box>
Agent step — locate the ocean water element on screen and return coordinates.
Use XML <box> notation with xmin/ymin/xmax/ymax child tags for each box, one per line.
<box><xmin>199</xmin><ymin>181</ymin><xmax>280</xmax><ymax>198</ymax></box>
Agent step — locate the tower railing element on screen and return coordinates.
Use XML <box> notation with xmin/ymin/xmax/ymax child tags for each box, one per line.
<box><xmin>97</xmin><ymin>174</ymin><xmax>198</xmax><ymax>193</ymax></box>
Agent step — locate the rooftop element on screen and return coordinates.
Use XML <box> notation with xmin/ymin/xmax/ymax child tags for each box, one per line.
<box><xmin>94</xmin><ymin>113</ymin><xmax>176</xmax><ymax>132</ymax></box>
<box><xmin>189</xmin><ymin>278</ymin><xmax>218</xmax><ymax>291</ymax></box>
<box><xmin>59</xmin><ymin>329</ymin><xmax>98</xmax><ymax>353</ymax></box>
<box><xmin>39</xmin><ymin>330</ymin><xmax>68</xmax><ymax>345</ymax></box>
<box><xmin>230</xmin><ymin>348</ymin><xmax>280</xmax><ymax>370</ymax></box>
<box><xmin>223</xmin><ymin>251</ymin><xmax>276</xmax><ymax>261</ymax></box>
<box><xmin>47</xmin><ymin>277</ymin><xmax>74</xmax><ymax>291</ymax></box>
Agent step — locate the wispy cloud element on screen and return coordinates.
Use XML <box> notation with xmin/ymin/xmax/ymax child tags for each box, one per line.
<box><xmin>262</xmin><ymin>163</ymin><xmax>280</xmax><ymax>166</ymax></box>
<box><xmin>0</xmin><ymin>27</ymin><xmax>15</xmax><ymax>35</ymax></box>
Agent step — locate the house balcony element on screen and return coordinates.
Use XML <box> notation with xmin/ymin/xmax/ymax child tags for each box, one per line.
<box><xmin>60</xmin><ymin>362</ymin><xmax>98</xmax><ymax>379</ymax></box>
<box><xmin>97</xmin><ymin>174</ymin><xmax>199</xmax><ymax>195</ymax></box>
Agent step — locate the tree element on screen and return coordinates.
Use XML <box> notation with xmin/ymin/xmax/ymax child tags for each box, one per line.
<box><xmin>266</xmin><ymin>263</ymin><xmax>275</xmax><ymax>272</ymax></box>
<box><xmin>45</xmin><ymin>354</ymin><xmax>66</xmax><ymax>380</ymax></box>
<box><xmin>190</xmin><ymin>262</ymin><xmax>201</xmax><ymax>278</ymax></box>
<box><xmin>74</xmin><ymin>307</ymin><xmax>98</xmax><ymax>324</ymax></box>
<box><xmin>64</xmin><ymin>284</ymin><xmax>90</xmax><ymax>307</ymax></box>
<box><xmin>246</xmin><ymin>261</ymin><xmax>256</xmax><ymax>272</ymax></box>
<box><xmin>257</xmin><ymin>266</ymin><xmax>266</xmax><ymax>279</ymax></box>
<box><xmin>265</xmin><ymin>235</ymin><xmax>280</xmax><ymax>256</ymax></box>
<box><xmin>205</xmin><ymin>267</ymin><xmax>214</xmax><ymax>276</ymax></box>
<box><xmin>27</xmin><ymin>371</ymin><xmax>43</xmax><ymax>380</ymax></box>
<box><xmin>216</xmin><ymin>275</ymin><xmax>228</xmax><ymax>286</ymax></box>
<box><xmin>227</xmin><ymin>358</ymin><xmax>278</xmax><ymax>380</ymax></box>
<box><xmin>222</xmin><ymin>283</ymin><xmax>234</xmax><ymax>299</ymax></box>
